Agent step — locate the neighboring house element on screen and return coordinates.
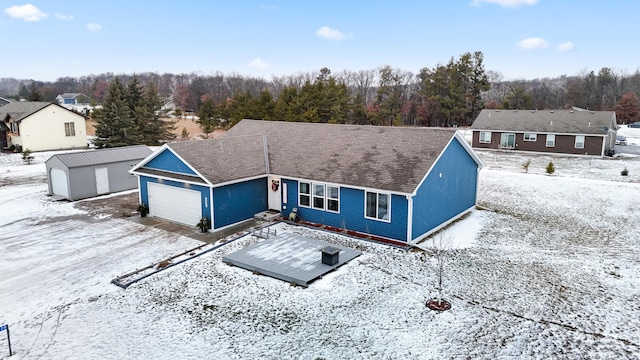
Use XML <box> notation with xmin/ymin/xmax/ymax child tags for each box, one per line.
<box><xmin>0</xmin><ymin>97</ymin><xmax>11</xmax><ymax>107</ymax></box>
<box><xmin>56</xmin><ymin>93</ymin><xmax>89</xmax><ymax>106</ymax></box>
<box><xmin>130</xmin><ymin>120</ymin><xmax>483</xmax><ymax>243</ymax></box>
<box><xmin>45</xmin><ymin>145</ymin><xmax>153</xmax><ymax>201</ymax></box>
<box><xmin>471</xmin><ymin>109</ymin><xmax>617</xmax><ymax>157</ymax></box>
<box><xmin>0</xmin><ymin>102</ymin><xmax>87</xmax><ymax>152</ymax></box>
<box><xmin>56</xmin><ymin>93</ymin><xmax>93</xmax><ymax>114</ymax></box>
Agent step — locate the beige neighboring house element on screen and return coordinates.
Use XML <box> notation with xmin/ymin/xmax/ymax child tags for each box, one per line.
<box><xmin>1</xmin><ymin>101</ymin><xmax>87</xmax><ymax>152</ymax></box>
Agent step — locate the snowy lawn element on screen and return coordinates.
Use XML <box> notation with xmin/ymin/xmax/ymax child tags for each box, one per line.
<box><xmin>1</xmin><ymin>149</ymin><xmax>640</xmax><ymax>359</ymax></box>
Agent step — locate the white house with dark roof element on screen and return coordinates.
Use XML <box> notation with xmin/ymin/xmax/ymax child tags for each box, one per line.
<box><xmin>130</xmin><ymin>120</ymin><xmax>483</xmax><ymax>243</ymax></box>
<box><xmin>471</xmin><ymin>109</ymin><xmax>617</xmax><ymax>156</ymax></box>
<box><xmin>1</xmin><ymin>101</ymin><xmax>87</xmax><ymax>151</ymax></box>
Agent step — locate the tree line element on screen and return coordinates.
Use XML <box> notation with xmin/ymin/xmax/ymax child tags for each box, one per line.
<box><xmin>3</xmin><ymin>50</ymin><xmax>640</xmax><ymax>137</ymax></box>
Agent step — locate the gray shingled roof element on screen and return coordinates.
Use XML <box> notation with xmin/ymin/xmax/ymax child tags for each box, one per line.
<box><xmin>221</xmin><ymin>120</ymin><xmax>458</xmax><ymax>194</ymax></box>
<box><xmin>167</xmin><ymin>135</ymin><xmax>268</xmax><ymax>184</ymax></box>
<box><xmin>0</xmin><ymin>102</ymin><xmax>52</xmax><ymax>122</ymax></box>
<box><xmin>47</xmin><ymin>145</ymin><xmax>152</xmax><ymax>168</ymax></box>
<box><xmin>471</xmin><ymin>109</ymin><xmax>616</xmax><ymax>135</ymax></box>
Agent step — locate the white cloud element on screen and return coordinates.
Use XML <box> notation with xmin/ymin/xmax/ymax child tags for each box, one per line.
<box><xmin>516</xmin><ymin>37</ymin><xmax>548</xmax><ymax>50</ymax></box>
<box><xmin>55</xmin><ymin>13</ymin><xmax>74</xmax><ymax>21</ymax></box>
<box><xmin>316</xmin><ymin>26</ymin><xmax>351</xmax><ymax>41</ymax></box>
<box><xmin>471</xmin><ymin>0</ymin><xmax>538</xmax><ymax>8</ymax></box>
<box><xmin>4</xmin><ymin>4</ymin><xmax>49</xmax><ymax>22</ymax></box>
<box><xmin>86</xmin><ymin>23</ymin><xmax>102</xmax><ymax>31</ymax></box>
<box><xmin>248</xmin><ymin>58</ymin><xmax>270</xmax><ymax>69</ymax></box>
<box><xmin>557</xmin><ymin>41</ymin><xmax>574</xmax><ymax>52</ymax></box>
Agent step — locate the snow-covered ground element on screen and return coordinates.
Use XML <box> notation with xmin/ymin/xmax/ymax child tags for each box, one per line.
<box><xmin>1</xmin><ymin>145</ymin><xmax>639</xmax><ymax>359</ymax></box>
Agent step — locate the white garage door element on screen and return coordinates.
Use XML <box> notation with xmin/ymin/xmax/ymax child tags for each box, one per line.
<box><xmin>148</xmin><ymin>182</ymin><xmax>202</xmax><ymax>227</ymax></box>
<box><xmin>50</xmin><ymin>168</ymin><xmax>69</xmax><ymax>198</ymax></box>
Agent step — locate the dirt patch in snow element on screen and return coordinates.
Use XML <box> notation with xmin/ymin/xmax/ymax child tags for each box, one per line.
<box><xmin>75</xmin><ymin>192</ymin><xmax>140</xmax><ymax>219</ymax></box>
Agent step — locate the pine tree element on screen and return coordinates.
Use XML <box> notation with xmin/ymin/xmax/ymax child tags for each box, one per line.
<box><xmin>27</xmin><ymin>83</ymin><xmax>43</xmax><ymax>101</ymax></box>
<box><xmin>93</xmin><ymin>78</ymin><xmax>136</xmax><ymax>148</ymax></box>
<box><xmin>197</xmin><ymin>96</ymin><xmax>219</xmax><ymax>138</ymax></box>
<box><xmin>134</xmin><ymin>81</ymin><xmax>174</xmax><ymax>145</ymax></box>
<box><xmin>546</xmin><ymin>161</ymin><xmax>555</xmax><ymax>175</ymax></box>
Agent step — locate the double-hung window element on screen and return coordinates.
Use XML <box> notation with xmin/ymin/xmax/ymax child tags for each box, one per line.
<box><xmin>326</xmin><ymin>185</ymin><xmax>339</xmax><ymax>212</ymax></box>
<box><xmin>546</xmin><ymin>134</ymin><xmax>555</xmax><ymax>147</ymax></box>
<box><xmin>299</xmin><ymin>181</ymin><xmax>340</xmax><ymax>213</ymax></box>
<box><xmin>365</xmin><ymin>191</ymin><xmax>390</xmax><ymax>222</ymax></box>
<box><xmin>575</xmin><ymin>135</ymin><xmax>585</xmax><ymax>149</ymax></box>
<box><xmin>64</xmin><ymin>122</ymin><xmax>76</xmax><ymax>136</ymax></box>
<box><xmin>479</xmin><ymin>131</ymin><xmax>491</xmax><ymax>143</ymax></box>
<box><xmin>523</xmin><ymin>133</ymin><xmax>537</xmax><ymax>141</ymax></box>
<box><xmin>312</xmin><ymin>183</ymin><xmax>325</xmax><ymax>210</ymax></box>
<box><xmin>299</xmin><ymin>182</ymin><xmax>311</xmax><ymax>207</ymax></box>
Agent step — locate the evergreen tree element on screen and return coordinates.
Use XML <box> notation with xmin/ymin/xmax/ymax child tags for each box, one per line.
<box><xmin>93</xmin><ymin>78</ymin><xmax>136</xmax><ymax>147</ymax></box>
<box><xmin>135</xmin><ymin>81</ymin><xmax>174</xmax><ymax>145</ymax></box>
<box><xmin>27</xmin><ymin>82</ymin><xmax>43</xmax><ymax>101</ymax></box>
<box><xmin>197</xmin><ymin>96</ymin><xmax>219</xmax><ymax>138</ymax></box>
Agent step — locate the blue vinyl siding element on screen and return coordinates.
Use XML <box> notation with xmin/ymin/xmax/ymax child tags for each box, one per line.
<box><xmin>139</xmin><ymin>175</ymin><xmax>211</xmax><ymax>221</ymax></box>
<box><xmin>411</xmin><ymin>138</ymin><xmax>478</xmax><ymax>240</ymax></box>
<box><xmin>144</xmin><ymin>148</ymin><xmax>197</xmax><ymax>175</ymax></box>
<box><xmin>283</xmin><ymin>178</ymin><xmax>408</xmax><ymax>241</ymax></box>
<box><xmin>213</xmin><ymin>178</ymin><xmax>267</xmax><ymax>229</ymax></box>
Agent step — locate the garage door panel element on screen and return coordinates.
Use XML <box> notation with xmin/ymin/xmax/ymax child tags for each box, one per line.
<box><xmin>148</xmin><ymin>183</ymin><xmax>202</xmax><ymax>227</ymax></box>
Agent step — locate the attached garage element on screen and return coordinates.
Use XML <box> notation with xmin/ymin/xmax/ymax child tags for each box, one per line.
<box><xmin>147</xmin><ymin>183</ymin><xmax>202</xmax><ymax>226</ymax></box>
<box><xmin>45</xmin><ymin>145</ymin><xmax>152</xmax><ymax>201</ymax></box>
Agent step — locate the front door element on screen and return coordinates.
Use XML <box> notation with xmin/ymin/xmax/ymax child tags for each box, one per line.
<box><xmin>268</xmin><ymin>176</ymin><xmax>281</xmax><ymax>211</ymax></box>
<box><xmin>500</xmin><ymin>133</ymin><xmax>515</xmax><ymax>149</ymax></box>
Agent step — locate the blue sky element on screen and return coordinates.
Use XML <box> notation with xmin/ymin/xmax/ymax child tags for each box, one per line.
<box><xmin>3</xmin><ymin>0</ymin><xmax>640</xmax><ymax>82</ymax></box>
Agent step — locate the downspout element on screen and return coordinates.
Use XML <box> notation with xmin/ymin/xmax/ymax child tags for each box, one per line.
<box><xmin>406</xmin><ymin>195</ymin><xmax>413</xmax><ymax>243</ymax></box>
<box><xmin>209</xmin><ymin>186</ymin><xmax>214</xmax><ymax>231</ymax></box>
<box><xmin>263</xmin><ymin>134</ymin><xmax>270</xmax><ymax>174</ymax></box>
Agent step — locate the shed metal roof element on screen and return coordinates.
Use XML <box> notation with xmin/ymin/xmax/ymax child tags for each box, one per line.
<box><xmin>46</xmin><ymin>145</ymin><xmax>152</xmax><ymax>168</ymax></box>
<box><xmin>471</xmin><ymin>109</ymin><xmax>616</xmax><ymax>135</ymax></box>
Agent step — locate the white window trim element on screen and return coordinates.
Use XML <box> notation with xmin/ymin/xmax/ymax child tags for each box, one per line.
<box><xmin>326</xmin><ymin>185</ymin><xmax>340</xmax><ymax>213</ymax></box>
<box><xmin>364</xmin><ymin>191</ymin><xmax>391</xmax><ymax>223</ymax></box>
<box><xmin>312</xmin><ymin>183</ymin><xmax>325</xmax><ymax>210</ymax></box>
<box><xmin>546</xmin><ymin>134</ymin><xmax>555</xmax><ymax>147</ymax></box>
<box><xmin>299</xmin><ymin>181</ymin><xmax>311</xmax><ymax>208</ymax></box>
<box><xmin>575</xmin><ymin>135</ymin><xmax>585</xmax><ymax>149</ymax></box>
<box><xmin>298</xmin><ymin>181</ymin><xmax>340</xmax><ymax>213</ymax></box>
<box><xmin>524</xmin><ymin>133</ymin><xmax>537</xmax><ymax>141</ymax></box>
<box><xmin>10</xmin><ymin>122</ymin><xmax>18</xmax><ymax>133</ymax></box>
<box><xmin>479</xmin><ymin>131</ymin><xmax>491</xmax><ymax>143</ymax></box>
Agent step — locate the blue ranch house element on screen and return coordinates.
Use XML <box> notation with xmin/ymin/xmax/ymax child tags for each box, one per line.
<box><xmin>130</xmin><ymin>120</ymin><xmax>483</xmax><ymax>243</ymax></box>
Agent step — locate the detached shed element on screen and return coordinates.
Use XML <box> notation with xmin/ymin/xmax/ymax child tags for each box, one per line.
<box><xmin>45</xmin><ymin>145</ymin><xmax>152</xmax><ymax>201</ymax></box>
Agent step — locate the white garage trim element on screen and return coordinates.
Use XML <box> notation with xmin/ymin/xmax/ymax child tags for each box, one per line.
<box><xmin>148</xmin><ymin>182</ymin><xmax>202</xmax><ymax>227</ymax></box>
<box><xmin>50</xmin><ymin>168</ymin><xmax>69</xmax><ymax>198</ymax></box>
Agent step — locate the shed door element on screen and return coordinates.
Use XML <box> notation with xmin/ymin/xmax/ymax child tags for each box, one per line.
<box><xmin>148</xmin><ymin>182</ymin><xmax>202</xmax><ymax>227</ymax></box>
<box><xmin>50</xmin><ymin>168</ymin><xmax>69</xmax><ymax>198</ymax></box>
<box><xmin>95</xmin><ymin>167</ymin><xmax>110</xmax><ymax>195</ymax></box>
